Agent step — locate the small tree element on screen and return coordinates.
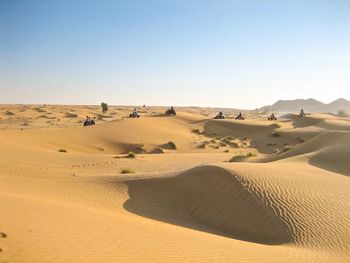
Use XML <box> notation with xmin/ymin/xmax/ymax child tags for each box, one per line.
<box><xmin>101</xmin><ymin>102</ymin><xmax>108</xmax><ymax>113</ymax></box>
<box><xmin>337</xmin><ymin>110</ymin><xmax>349</xmax><ymax>117</ymax></box>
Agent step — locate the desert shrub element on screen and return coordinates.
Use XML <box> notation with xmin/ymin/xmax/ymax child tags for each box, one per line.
<box><xmin>101</xmin><ymin>102</ymin><xmax>108</xmax><ymax>113</ymax></box>
<box><xmin>135</xmin><ymin>143</ymin><xmax>146</xmax><ymax>153</ymax></box>
<box><xmin>167</xmin><ymin>141</ymin><xmax>176</xmax><ymax>149</ymax></box>
<box><xmin>246</xmin><ymin>151</ymin><xmax>257</xmax><ymax>157</ymax></box>
<box><xmin>58</xmin><ymin>149</ymin><xmax>67</xmax><ymax>153</ymax></box>
<box><xmin>337</xmin><ymin>110</ymin><xmax>349</xmax><ymax>117</ymax></box>
<box><xmin>36</xmin><ymin>108</ymin><xmax>46</xmax><ymax>113</ymax></box>
<box><xmin>127</xmin><ymin>151</ymin><xmax>136</xmax><ymax>158</ymax></box>
<box><xmin>229</xmin><ymin>151</ymin><xmax>257</xmax><ymax>162</ymax></box>
<box><xmin>4</xmin><ymin>111</ymin><xmax>15</xmax><ymax>115</ymax></box>
<box><xmin>121</xmin><ymin>168</ymin><xmax>134</xmax><ymax>174</ymax></box>
<box><xmin>196</xmin><ymin>143</ymin><xmax>206</xmax><ymax>149</ymax></box>
<box><xmin>229</xmin><ymin>155</ymin><xmax>247</xmax><ymax>162</ymax></box>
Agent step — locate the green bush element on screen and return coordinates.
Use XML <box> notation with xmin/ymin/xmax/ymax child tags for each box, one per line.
<box><xmin>121</xmin><ymin>168</ymin><xmax>134</xmax><ymax>174</ymax></box>
<box><xmin>229</xmin><ymin>155</ymin><xmax>247</xmax><ymax>162</ymax></box>
<box><xmin>101</xmin><ymin>102</ymin><xmax>108</xmax><ymax>113</ymax></box>
<box><xmin>337</xmin><ymin>110</ymin><xmax>349</xmax><ymax>117</ymax></box>
<box><xmin>127</xmin><ymin>151</ymin><xmax>136</xmax><ymax>158</ymax></box>
<box><xmin>167</xmin><ymin>141</ymin><xmax>177</xmax><ymax>149</ymax></box>
<box><xmin>246</xmin><ymin>151</ymin><xmax>257</xmax><ymax>157</ymax></box>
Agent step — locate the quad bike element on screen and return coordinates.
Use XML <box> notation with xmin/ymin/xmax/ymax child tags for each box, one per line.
<box><xmin>129</xmin><ymin>112</ymin><xmax>140</xmax><ymax>118</ymax></box>
<box><xmin>83</xmin><ymin>119</ymin><xmax>95</xmax><ymax>126</ymax></box>
<box><xmin>298</xmin><ymin>110</ymin><xmax>306</xmax><ymax>117</ymax></box>
<box><xmin>214</xmin><ymin>112</ymin><xmax>225</xmax><ymax>119</ymax></box>
<box><xmin>235</xmin><ymin>114</ymin><xmax>245</xmax><ymax>120</ymax></box>
<box><xmin>268</xmin><ymin>114</ymin><xmax>277</xmax><ymax>121</ymax></box>
<box><xmin>165</xmin><ymin>109</ymin><xmax>176</xmax><ymax>116</ymax></box>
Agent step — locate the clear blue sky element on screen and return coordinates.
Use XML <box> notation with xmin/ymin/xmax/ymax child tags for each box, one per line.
<box><xmin>1</xmin><ymin>0</ymin><xmax>349</xmax><ymax>108</ymax></box>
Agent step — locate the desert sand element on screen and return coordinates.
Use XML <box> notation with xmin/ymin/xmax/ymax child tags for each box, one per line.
<box><xmin>1</xmin><ymin>104</ymin><xmax>350</xmax><ymax>263</ymax></box>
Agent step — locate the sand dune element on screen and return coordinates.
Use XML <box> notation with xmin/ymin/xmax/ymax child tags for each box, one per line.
<box><xmin>1</xmin><ymin>105</ymin><xmax>350</xmax><ymax>262</ymax></box>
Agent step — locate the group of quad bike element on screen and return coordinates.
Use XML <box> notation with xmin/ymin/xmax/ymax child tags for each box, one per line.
<box><xmin>214</xmin><ymin>111</ymin><xmax>245</xmax><ymax>120</ymax></box>
<box><xmin>84</xmin><ymin>108</ymin><xmax>307</xmax><ymax>126</ymax></box>
<box><xmin>214</xmin><ymin>109</ymin><xmax>307</xmax><ymax>121</ymax></box>
<box><xmin>128</xmin><ymin>106</ymin><xmax>176</xmax><ymax>118</ymax></box>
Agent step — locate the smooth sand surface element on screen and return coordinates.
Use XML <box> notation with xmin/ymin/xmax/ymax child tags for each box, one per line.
<box><xmin>1</xmin><ymin>105</ymin><xmax>350</xmax><ymax>262</ymax></box>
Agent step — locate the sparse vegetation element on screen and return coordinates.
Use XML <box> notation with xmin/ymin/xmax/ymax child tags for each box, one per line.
<box><xmin>167</xmin><ymin>141</ymin><xmax>177</xmax><ymax>149</ymax></box>
<box><xmin>191</xmin><ymin>129</ymin><xmax>201</xmax><ymax>134</ymax></box>
<box><xmin>337</xmin><ymin>110</ymin><xmax>349</xmax><ymax>117</ymax></box>
<box><xmin>101</xmin><ymin>102</ymin><xmax>108</xmax><ymax>113</ymax></box>
<box><xmin>135</xmin><ymin>143</ymin><xmax>146</xmax><ymax>153</ymax></box>
<box><xmin>127</xmin><ymin>151</ymin><xmax>136</xmax><ymax>158</ymax></box>
<box><xmin>121</xmin><ymin>168</ymin><xmax>134</xmax><ymax>174</ymax></box>
<box><xmin>196</xmin><ymin>143</ymin><xmax>206</xmax><ymax>149</ymax></box>
<box><xmin>36</xmin><ymin>108</ymin><xmax>46</xmax><ymax>113</ymax></box>
<box><xmin>246</xmin><ymin>151</ymin><xmax>257</xmax><ymax>157</ymax></box>
<box><xmin>4</xmin><ymin>111</ymin><xmax>15</xmax><ymax>115</ymax></box>
<box><xmin>229</xmin><ymin>151</ymin><xmax>257</xmax><ymax>162</ymax></box>
<box><xmin>58</xmin><ymin>149</ymin><xmax>67</xmax><ymax>153</ymax></box>
<box><xmin>229</xmin><ymin>154</ymin><xmax>247</xmax><ymax>162</ymax></box>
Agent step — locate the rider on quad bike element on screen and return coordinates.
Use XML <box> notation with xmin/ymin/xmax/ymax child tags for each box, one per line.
<box><xmin>129</xmin><ymin>108</ymin><xmax>140</xmax><ymax>118</ymax></box>
<box><xmin>165</xmin><ymin>106</ymin><xmax>176</xmax><ymax>116</ymax></box>
<box><xmin>235</xmin><ymin>112</ymin><xmax>245</xmax><ymax>120</ymax></box>
<box><xmin>214</xmin><ymin>111</ymin><xmax>225</xmax><ymax>119</ymax></box>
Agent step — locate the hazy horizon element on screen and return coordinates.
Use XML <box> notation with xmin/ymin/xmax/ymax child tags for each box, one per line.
<box><xmin>1</xmin><ymin>0</ymin><xmax>349</xmax><ymax>108</ymax></box>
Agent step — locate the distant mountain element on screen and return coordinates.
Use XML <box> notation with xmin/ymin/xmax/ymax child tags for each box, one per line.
<box><xmin>260</xmin><ymin>98</ymin><xmax>350</xmax><ymax>113</ymax></box>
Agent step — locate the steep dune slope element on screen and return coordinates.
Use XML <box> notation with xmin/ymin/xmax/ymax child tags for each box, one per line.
<box><xmin>124</xmin><ymin>165</ymin><xmax>291</xmax><ymax>245</ymax></box>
